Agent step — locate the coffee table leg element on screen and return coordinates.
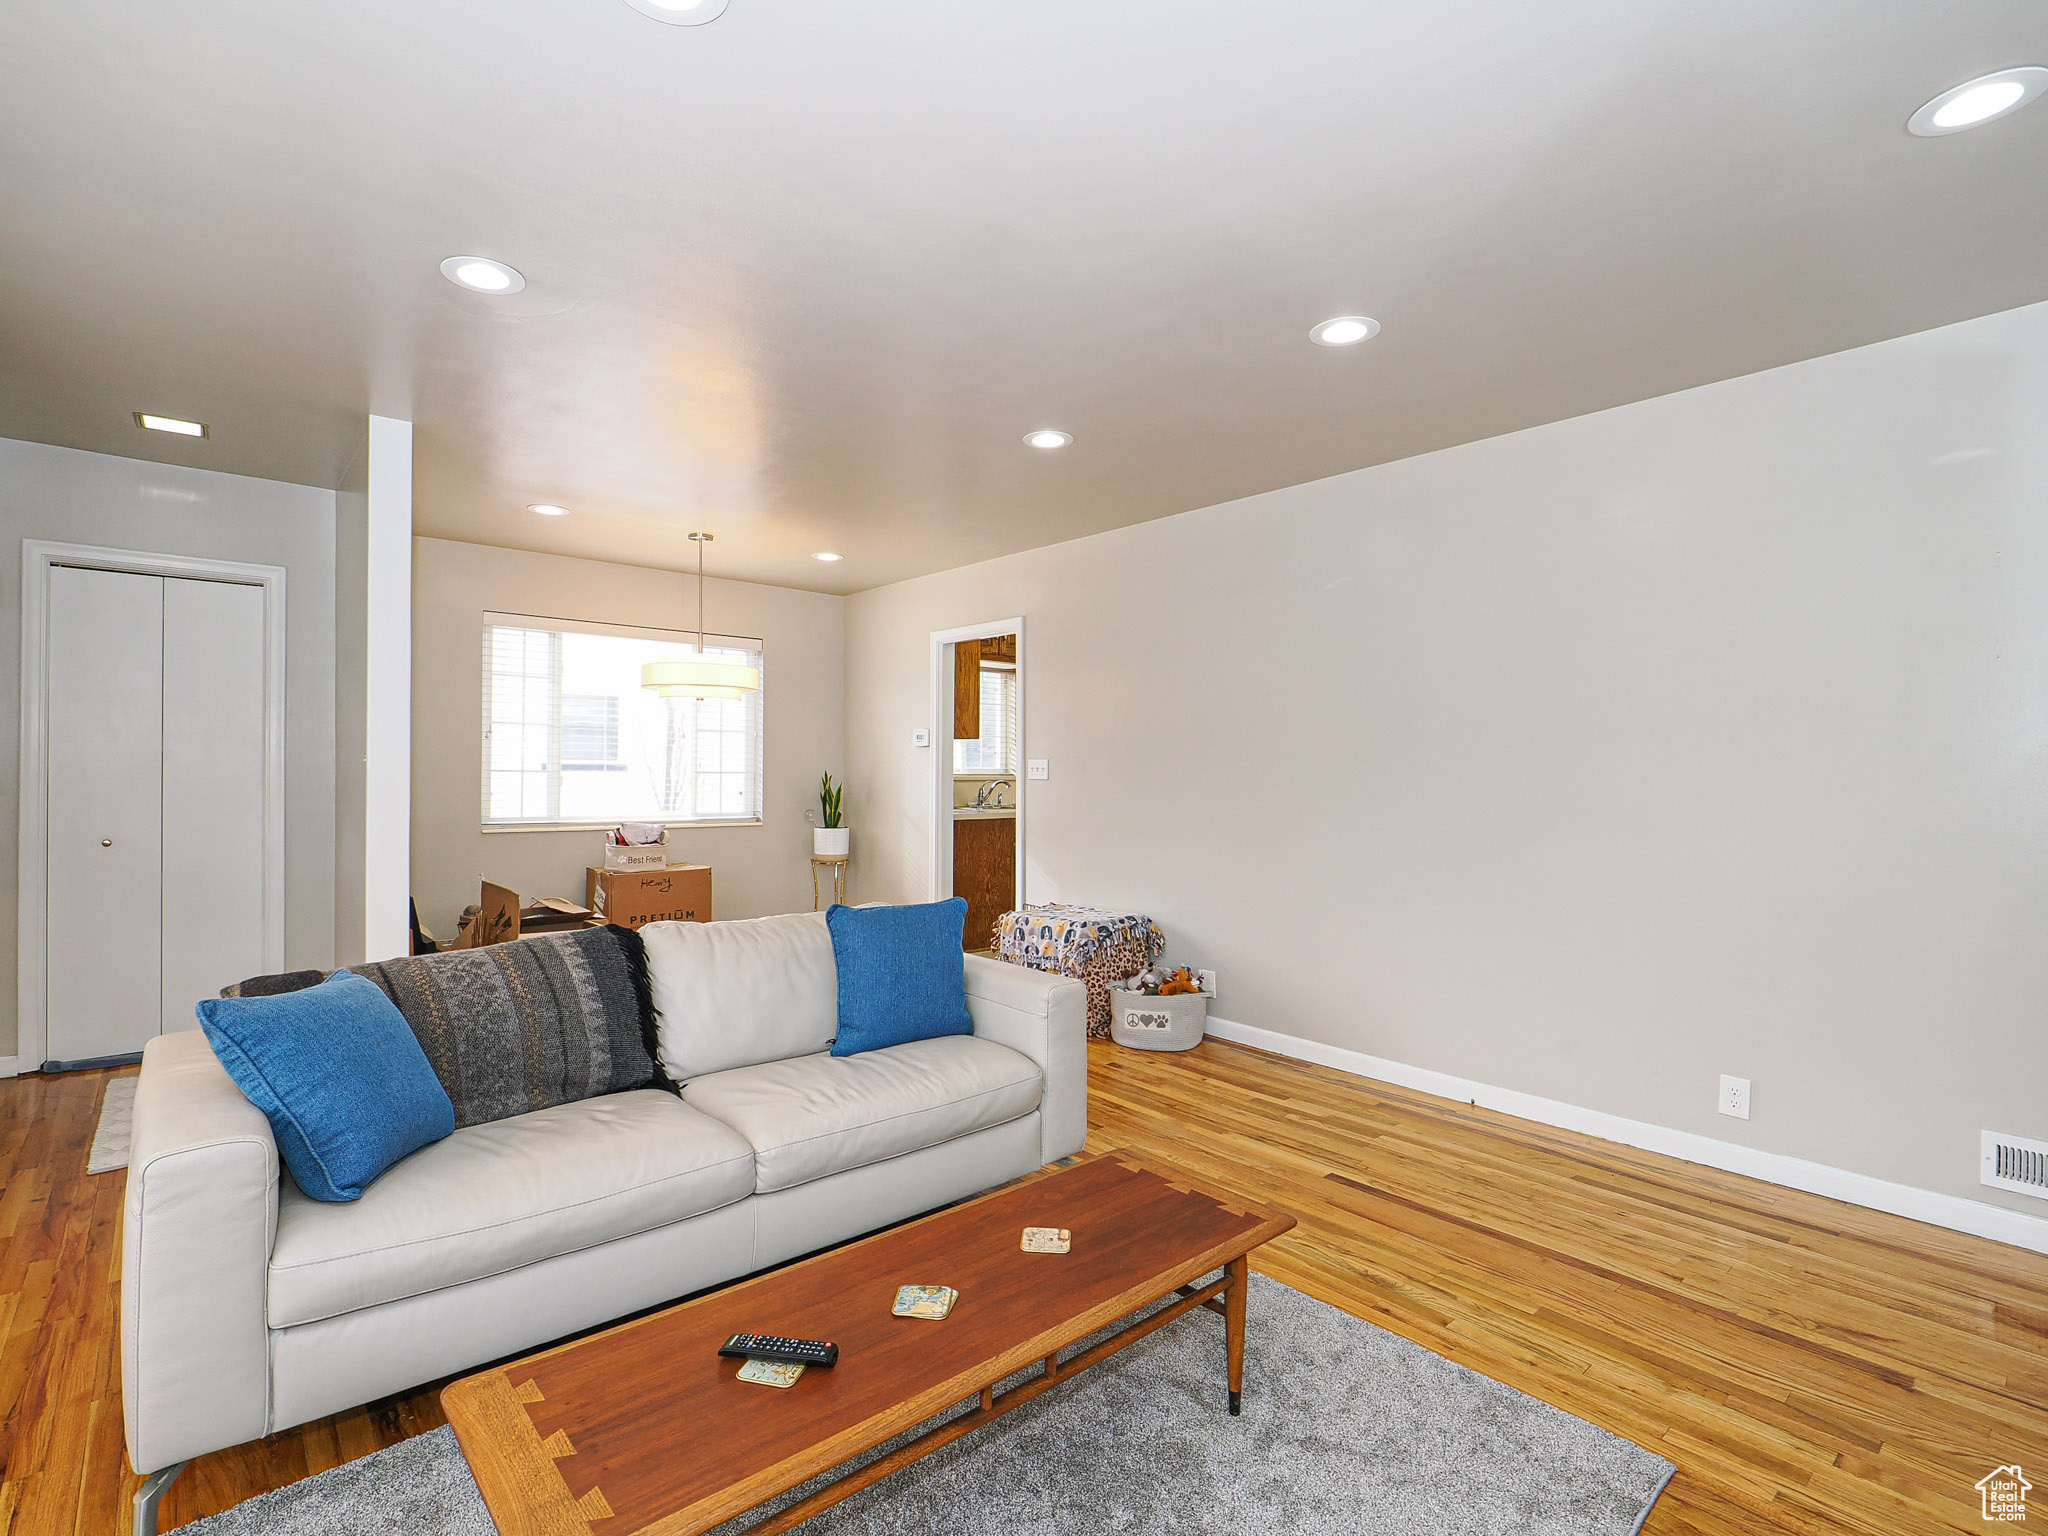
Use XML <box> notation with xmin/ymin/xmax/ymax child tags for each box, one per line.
<box><xmin>1225</xmin><ymin>1255</ymin><xmax>1247</xmax><ymax>1415</ymax></box>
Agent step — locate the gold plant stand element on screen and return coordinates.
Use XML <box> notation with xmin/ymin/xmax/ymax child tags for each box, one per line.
<box><xmin>811</xmin><ymin>854</ymin><xmax>849</xmax><ymax>910</ymax></box>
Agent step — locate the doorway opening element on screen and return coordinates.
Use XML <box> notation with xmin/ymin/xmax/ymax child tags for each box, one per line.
<box><xmin>929</xmin><ymin>619</ymin><xmax>1023</xmax><ymax>953</ymax></box>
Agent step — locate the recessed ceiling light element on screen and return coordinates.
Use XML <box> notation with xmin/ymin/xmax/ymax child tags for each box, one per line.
<box><xmin>813</xmin><ymin>551</ymin><xmax>844</xmax><ymax>562</ymax></box>
<box><xmin>622</xmin><ymin>0</ymin><xmax>730</xmax><ymax>24</ymax></box>
<box><xmin>440</xmin><ymin>256</ymin><xmax>526</xmax><ymax>294</ymax></box>
<box><xmin>1908</xmin><ymin>67</ymin><xmax>2048</xmax><ymax>136</ymax></box>
<box><xmin>1024</xmin><ymin>430</ymin><xmax>1072</xmax><ymax>449</ymax></box>
<box><xmin>528</xmin><ymin>503</ymin><xmax>570</xmax><ymax>517</ymax></box>
<box><xmin>1310</xmin><ymin>316</ymin><xmax>1381</xmax><ymax>347</ymax></box>
<box><xmin>134</xmin><ymin>412</ymin><xmax>208</xmax><ymax>437</ymax></box>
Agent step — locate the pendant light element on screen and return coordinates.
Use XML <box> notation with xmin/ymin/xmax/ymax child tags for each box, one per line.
<box><xmin>641</xmin><ymin>533</ymin><xmax>761</xmax><ymax>700</ymax></box>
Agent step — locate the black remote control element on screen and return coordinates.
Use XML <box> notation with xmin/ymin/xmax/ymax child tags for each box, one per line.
<box><xmin>718</xmin><ymin>1333</ymin><xmax>839</xmax><ymax>1368</ymax></box>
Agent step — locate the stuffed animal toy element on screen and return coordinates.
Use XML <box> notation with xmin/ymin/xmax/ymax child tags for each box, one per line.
<box><xmin>1127</xmin><ymin>965</ymin><xmax>1203</xmax><ymax>996</ymax></box>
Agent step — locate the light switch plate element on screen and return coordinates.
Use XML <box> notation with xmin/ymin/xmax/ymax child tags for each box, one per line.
<box><xmin>912</xmin><ymin>729</ymin><xmax>931</xmax><ymax>748</ymax></box>
<box><xmin>1027</xmin><ymin>759</ymin><xmax>1049</xmax><ymax>780</ymax></box>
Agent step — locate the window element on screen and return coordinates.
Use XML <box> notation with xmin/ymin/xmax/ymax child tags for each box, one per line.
<box><xmin>562</xmin><ymin>695</ymin><xmax>620</xmax><ymax>769</ymax></box>
<box><xmin>482</xmin><ymin>613</ymin><xmax>764</xmax><ymax>827</ymax></box>
<box><xmin>953</xmin><ymin>663</ymin><xmax>1017</xmax><ymax>773</ymax></box>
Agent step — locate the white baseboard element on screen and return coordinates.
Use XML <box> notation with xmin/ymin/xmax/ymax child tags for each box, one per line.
<box><xmin>1202</xmin><ymin>1016</ymin><xmax>2048</xmax><ymax>1258</ymax></box>
<box><xmin>0</xmin><ymin>1055</ymin><xmax>22</xmax><ymax>1079</ymax></box>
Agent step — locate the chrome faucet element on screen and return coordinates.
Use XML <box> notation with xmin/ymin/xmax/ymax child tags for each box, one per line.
<box><xmin>973</xmin><ymin>779</ymin><xmax>1011</xmax><ymax>809</ymax></box>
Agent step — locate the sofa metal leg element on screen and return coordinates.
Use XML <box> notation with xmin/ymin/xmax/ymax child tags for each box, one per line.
<box><xmin>133</xmin><ymin>1461</ymin><xmax>187</xmax><ymax>1536</ymax></box>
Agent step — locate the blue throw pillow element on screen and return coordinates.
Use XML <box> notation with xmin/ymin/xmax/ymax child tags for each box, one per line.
<box><xmin>197</xmin><ymin>971</ymin><xmax>455</xmax><ymax>1201</ymax></box>
<box><xmin>826</xmin><ymin>899</ymin><xmax>974</xmax><ymax>1057</ymax></box>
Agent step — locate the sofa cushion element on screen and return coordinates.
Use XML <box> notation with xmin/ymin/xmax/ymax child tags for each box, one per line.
<box><xmin>825</xmin><ymin>898</ymin><xmax>974</xmax><ymax>1057</ymax></box>
<box><xmin>267</xmin><ymin>1088</ymin><xmax>753</xmax><ymax>1327</ymax></box>
<box><xmin>219</xmin><ymin>968</ymin><xmax>325</xmax><ymax>998</ymax></box>
<box><xmin>352</xmin><ymin>924</ymin><xmax>660</xmax><ymax>1129</ymax></box>
<box><xmin>197</xmin><ymin>972</ymin><xmax>455</xmax><ymax>1202</ymax></box>
<box><xmin>682</xmin><ymin>1036</ymin><xmax>1042</xmax><ymax>1194</ymax></box>
<box><xmin>642</xmin><ymin>912</ymin><xmax>838</xmax><ymax>1083</ymax></box>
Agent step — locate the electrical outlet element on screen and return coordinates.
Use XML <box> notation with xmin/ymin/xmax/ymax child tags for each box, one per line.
<box><xmin>1718</xmin><ymin>1074</ymin><xmax>1751</xmax><ymax>1120</ymax></box>
<box><xmin>911</xmin><ymin>728</ymin><xmax>931</xmax><ymax>748</ymax></box>
<box><xmin>1028</xmin><ymin>759</ymin><xmax>1049</xmax><ymax>780</ymax></box>
<box><xmin>1196</xmin><ymin>969</ymin><xmax>1216</xmax><ymax>995</ymax></box>
<box><xmin>805</xmin><ymin>809</ymin><xmax>818</xmax><ymax>826</ymax></box>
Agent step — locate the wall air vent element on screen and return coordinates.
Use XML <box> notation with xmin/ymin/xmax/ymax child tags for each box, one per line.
<box><xmin>1982</xmin><ymin>1131</ymin><xmax>2048</xmax><ymax>1199</ymax></box>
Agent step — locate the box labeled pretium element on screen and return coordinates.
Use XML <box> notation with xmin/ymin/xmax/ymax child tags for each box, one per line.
<box><xmin>584</xmin><ymin>865</ymin><xmax>711</xmax><ymax>929</ymax></box>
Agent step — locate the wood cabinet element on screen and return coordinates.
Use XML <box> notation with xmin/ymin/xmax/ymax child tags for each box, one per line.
<box><xmin>953</xmin><ymin>639</ymin><xmax>982</xmax><ymax>741</ymax></box>
<box><xmin>952</xmin><ymin>633</ymin><xmax>1016</xmax><ymax>743</ymax></box>
<box><xmin>952</xmin><ymin>816</ymin><xmax>1015</xmax><ymax>952</ymax></box>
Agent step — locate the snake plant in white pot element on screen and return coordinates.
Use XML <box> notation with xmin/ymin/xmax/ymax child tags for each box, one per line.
<box><xmin>814</xmin><ymin>773</ymin><xmax>850</xmax><ymax>857</ymax></box>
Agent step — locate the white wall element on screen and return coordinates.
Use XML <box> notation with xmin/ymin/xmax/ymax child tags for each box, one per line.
<box><xmin>363</xmin><ymin>418</ymin><xmax>413</xmax><ymax>962</ymax></box>
<box><xmin>410</xmin><ymin>537</ymin><xmax>844</xmax><ymax>943</ymax></box>
<box><xmin>334</xmin><ymin>437</ymin><xmax>367</xmax><ymax>964</ymax></box>
<box><xmin>846</xmin><ymin>299</ymin><xmax>2048</xmax><ymax>1228</ymax></box>
<box><xmin>333</xmin><ymin>416</ymin><xmax>413</xmax><ymax>966</ymax></box>
<box><xmin>0</xmin><ymin>437</ymin><xmax>336</xmax><ymax>1062</ymax></box>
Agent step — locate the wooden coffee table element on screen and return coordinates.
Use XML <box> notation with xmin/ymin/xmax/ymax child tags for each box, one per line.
<box><xmin>443</xmin><ymin>1150</ymin><xmax>1295</xmax><ymax>1536</ymax></box>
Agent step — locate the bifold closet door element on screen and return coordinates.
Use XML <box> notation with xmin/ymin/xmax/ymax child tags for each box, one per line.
<box><xmin>45</xmin><ymin>566</ymin><xmax>165</xmax><ymax>1063</ymax></box>
<box><xmin>160</xmin><ymin>577</ymin><xmax>267</xmax><ymax>1033</ymax></box>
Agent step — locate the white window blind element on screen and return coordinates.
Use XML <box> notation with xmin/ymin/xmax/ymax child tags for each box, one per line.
<box><xmin>482</xmin><ymin>613</ymin><xmax>764</xmax><ymax>827</ymax></box>
<box><xmin>562</xmin><ymin>694</ymin><xmax>621</xmax><ymax>768</ymax></box>
<box><xmin>953</xmin><ymin>663</ymin><xmax>1017</xmax><ymax>773</ymax></box>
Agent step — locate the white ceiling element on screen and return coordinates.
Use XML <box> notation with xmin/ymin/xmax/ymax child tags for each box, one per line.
<box><xmin>2</xmin><ymin>1</ymin><xmax>2044</xmax><ymax>594</ymax></box>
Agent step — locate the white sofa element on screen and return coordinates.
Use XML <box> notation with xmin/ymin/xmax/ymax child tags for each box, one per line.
<box><xmin>120</xmin><ymin>919</ymin><xmax>1086</xmax><ymax>1534</ymax></box>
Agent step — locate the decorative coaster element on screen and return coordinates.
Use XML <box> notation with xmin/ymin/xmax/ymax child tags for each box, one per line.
<box><xmin>736</xmin><ymin>1360</ymin><xmax>806</xmax><ymax>1388</ymax></box>
<box><xmin>893</xmin><ymin>1285</ymin><xmax>959</xmax><ymax>1320</ymax></box>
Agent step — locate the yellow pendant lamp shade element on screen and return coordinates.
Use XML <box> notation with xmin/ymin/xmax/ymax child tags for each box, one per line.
<box><xmin>643</xmin><ymin>531</ymin><xmax>760</xmax><ymax>701</ymax></box>
<box><xmin>654</xmin><ymin>684</ymin><xmax>750</xmax><ymax>700</ymax></box>
<box><xmin>639</xmin><ymin>658</ymin><xmax>760</xmax><ymax>696</ymax></box>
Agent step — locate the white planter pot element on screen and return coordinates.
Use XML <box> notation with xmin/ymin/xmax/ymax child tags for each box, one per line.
<box><xmin>814</xmin><ymin>826</ymin><xmax>850</xmax><ymax>857</ymax></box>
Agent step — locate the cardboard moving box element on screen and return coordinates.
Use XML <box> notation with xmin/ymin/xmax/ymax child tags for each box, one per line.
<box><xmin>601</xmin><ymin>829</ymin><xmax>669</xmax><ymax>872</ymax></box>
<box><xmin>449</xmin><ymin>880</ymin><xmax>605</xmax><ymax>949</ymax></box>
<box><xmin>585</xmin><ymin>864</ymin><xmax>712</xmax><ymax>930</ymax></box>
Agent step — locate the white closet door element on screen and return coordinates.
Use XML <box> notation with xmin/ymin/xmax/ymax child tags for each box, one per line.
<box><xmin>161</xmin><ymin>577</ymin><xmax>268</xmax><ymax>1033</ymax></box>
<box><xmin>46</xmin><ymin>566</ymin><xmax>164</xmax><ymax>1063</ymax></box>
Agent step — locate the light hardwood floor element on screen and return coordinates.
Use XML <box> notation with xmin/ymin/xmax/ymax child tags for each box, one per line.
<box><xmin>3</xmin><ymin>1039</ymin><xmax>2044</xmax><ymax>1533</ymax></box>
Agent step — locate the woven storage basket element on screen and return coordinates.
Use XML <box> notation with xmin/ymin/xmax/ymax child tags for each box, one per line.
<box><xmin>1109</xmin><ymin>989</ymin><xmax>1208</xmax><ymax>1052</ymax></box>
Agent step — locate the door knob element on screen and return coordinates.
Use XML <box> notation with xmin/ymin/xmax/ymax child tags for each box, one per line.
<box><xmin>101</xmin><ymin>839</ymin><xmax>112</xmax><ymax>847</ymax></box>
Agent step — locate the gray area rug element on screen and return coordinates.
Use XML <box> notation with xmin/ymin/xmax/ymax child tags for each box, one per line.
<box><xmin>86</xmin><ymin>1075</ymin><xmax>136</xmax><ymax>1174</ymax></box>
<box><xmin>178</xmin><ymin>1275</ymin><xmax>1673</xmax><ymax>1536</ymax></box>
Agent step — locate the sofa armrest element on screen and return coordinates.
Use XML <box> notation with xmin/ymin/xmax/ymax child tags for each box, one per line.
<box><xmin>965</xmin><ymin>955</ymin><xmax>1087</xmax><ymax>1164</ymax></box>
<box><xmin>122</xmin><ymin>1030</ymin><xmax>279</xmax><ymax>1475</ymax></box>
